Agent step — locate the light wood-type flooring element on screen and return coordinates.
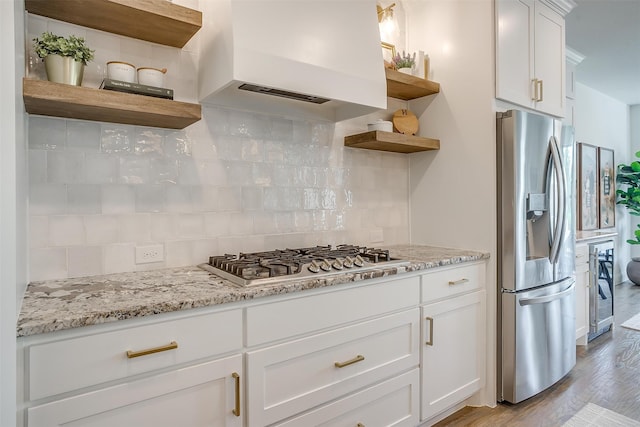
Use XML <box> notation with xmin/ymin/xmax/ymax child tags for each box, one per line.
<box><xmin>435</xmin><ymin>281</ymin><xmax>640</xmax><ymax>427</ymax></box>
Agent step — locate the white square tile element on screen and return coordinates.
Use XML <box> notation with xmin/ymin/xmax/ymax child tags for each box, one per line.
<box><xmin>67</xmin><ymin>184</ymin><xmax>101</xmax><ymax>214</ymax></box>
<box><xmin>252</xmin><ymin>212</ymin><xmax>278</xmax><ymax>234</ymax></box>
<box><xmin>48</xmin><ymin>215</ymin><xmax>85</xmax><ymax>246</ymax></box>
<box><xmin>241</xmin><ymin>139</ymin><xmax>264</xmax><ymax>162</ymax></box>
<box><xmin>217</xmin><ymin>235</ymin><xmax>265</xmax><ymax>254</ymax></box>
<box><xmin>165</xmin><ymin>240</ymin><xmax>193</xmax><ymax>268</ymax></box>
<box><xmin>103</xmin><ymin>243</ymin><xmax>136</xmax><ymax>274</ymax></box>
<box><xmin>150</xmin><ymin>158</ymin><xmax>179</xmax><ymax>185</ymax></box>
<box><xmin>134</xmin><ymin>127</ymin><xmax>165</xmax><ymax>156</ymax></box>
<box><xmin>242</xmin><ymin>187</ymin><xmax>263</xmax><ymax>211</ymax></box>
<box><xmin>47</xmin><ymin>151</ymin><xmax>85</xmax><ymax>183</ymax></box>
<box><xmin>228</xmin><ymin>212</ymin><xmax>254</xmax><ymax>235</ymax></box>
<box><xmin>29</xmin><ymin>116</ymin><xmax>66</xmax><ymax>150</ymax></box>
<box><xmin>119</xmin><ymin>156</ymin><xmax>151</xmax><ymax>184</ymax></box>
<box><xmin>84</xmin><ymin>154</ymin><xmax>119</xmax><ymax>184</ymax></box>
<box><xmin>68</xmin><ymin>246</ymin><xmax>103</xmax><ymax>278</ymax></box>
<box><xmin>165</xmin><ymin>185</ymin><xmax>194</xmax><ymax>212</ymax></box>
<box><xmin>66</xmin><ymin>120</ymin><xmax>101</xmax><ymax>151</ymax></box>
<box><xmin>217</xmin><ymin>187</ymin><xmax>242</xmax><ymax>211</ymax></box>
<box><xmin>164</xmin><ymin>130</ymin><xmax>192</xmax><ymax>157</ymax></box>
<box><xmin>149</xmin><ymin>213</ymin><xmax>177</xmax><ymax>241</ymax></box>
<box><xmin>204</xmin><ymin>212</ymin><xmax>231</xmax><ymax>237</ymax></box>
<box><xmin>135</xmin><ymin>185</ymin><xmax>165</xmax><ymax>212</ymax></box>
<box><xmin>190</xmin><ymin>186</ymin><xmax>218</xmax><ymax>212</ymax></box>
<box><xmin>29</xmin><ymin>216</ymin><xmax>49</xmax><ymax>248</ymax></box>
<box><xmin>176</xmin><ymin>214</ymin><xmax>205</xmax><ymax>238</ymax></box>
<box><xmin>101</xmin><ymin>185</ymin><xmax>136</xmax><ymax>214</ymax></box>
<box><xmin>84</xmin><ymin>215</ymin><xmax>119</xmax><ymax>245</ymax></box>
<box><xmin>29</xmin><ymin>183</ymin><xmax>67</xmax><ymax>215</ymax></box>
<box><xmin>101</xmin><ymin>124</ymin><xmax>133</xmax><ymax>153</ymax></box>
<box><xmin>29</xmin><ymin>150</ymin><xmax>47</xmax><ymax>184</ymax></box>
<box><xmin>117</xmin><ymin>214</ymin><xmax>152</xmax><ymax>243</ymax></box>
<box><xmin>30</xmin><ymin>247</ymin><xmax>67</xmax><ymax>281</ymax></box>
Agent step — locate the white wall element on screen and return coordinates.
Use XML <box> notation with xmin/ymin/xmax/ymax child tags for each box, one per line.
<box><xmin>1</xmin><ymin>1</ymin><xmax>27</xmax><ymax>425</ymax></box>
<box><xmin>574</xmin><ymin>82</ymin><xmax>630</xmax><ymax>282</ymax></box>
<box><xmin>404</xmin><ymin>0</ymin><xmax>497</xmax><ymax>409</ymax></box>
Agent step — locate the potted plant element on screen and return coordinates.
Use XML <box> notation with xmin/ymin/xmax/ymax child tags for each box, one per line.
<box><xmin>392</xmin><ymin>51</ymin><xmax>416</xmax><ymax>74</ymax></box>
<box><xmin>33</xmin><ymin>32</ymin><xmax>94</xmax><ymax>86</ymax></box>
<box><xmin>616</xmin><ymin>150</ymin><xmax>640</xmax><ymax>284</ymax></box>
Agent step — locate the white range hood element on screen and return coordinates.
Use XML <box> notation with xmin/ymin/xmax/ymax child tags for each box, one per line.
<box><xmin>198</xmin><ymin>0</ymin><xmax>387</xmax><ymax>122</ymax></box>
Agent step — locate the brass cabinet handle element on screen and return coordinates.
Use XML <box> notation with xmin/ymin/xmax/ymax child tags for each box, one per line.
<box><xmin>531</xmin><ymin>78</ymin><xmax>539</xmax><ymax>101</ymax></box>
<box><xmin>538</xmin><ymin>79</ymin><xmax>544</xmax><ymax>102</ymax></box>
<box><xmin>448</xmin><ymin>278</ymin><xmax>469</xmax><ymax>286</ymax></box>
<box><xmin>334</xmin><ymin>355</ymin><xmax>365</xmax><ymax>368</ymax></box>
<box><xmin>425</xmin><ymin>317</ymin><xmax>434</xmax><ymax>346</ymax></box>
<box><xmin>126</xmin><ymin>341</ymin><xmax>178</xmax><ymax>358</ymax></box>
<box><xmin>232</xmin><ymin>372</ymin><xmax>240</xmax><ymax>417</ymax></box>
<box><xmin>357</xmin><ymin>424</ymin><xmax>365</xmax><ymax>427</ymax></box>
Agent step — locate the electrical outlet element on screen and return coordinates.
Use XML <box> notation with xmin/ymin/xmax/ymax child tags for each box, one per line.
<box><xmin>370</xmin><ymin>229</ymin><xmax>384</xmax><ymax>243</ymax></box>
<box><xmin>135</xmin><ymin>244</ymin><xmax>164</xmax><ymax>264</ymax></box>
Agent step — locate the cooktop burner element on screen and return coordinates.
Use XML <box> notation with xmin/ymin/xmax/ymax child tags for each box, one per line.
<box><xmin>199</xmin><ymin>245</ymin><xmax>409</xmax><ymax>286</ymax></box>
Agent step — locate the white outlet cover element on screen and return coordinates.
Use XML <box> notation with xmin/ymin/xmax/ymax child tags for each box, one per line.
<box><xmin>135</xmin><ymin>244</ymin><xmax>164</xmax><ymax>264</ymax></box>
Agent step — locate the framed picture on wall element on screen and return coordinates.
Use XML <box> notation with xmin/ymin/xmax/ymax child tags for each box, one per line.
<box><xmin>578</xmin><ymin>142</ymin><xmax>599</xmax><ymax>230</ymax></box>
<box><xmin>598</xmin><ymin>147</ymin><xmax>615</xmax><ymax>228</ymax></box>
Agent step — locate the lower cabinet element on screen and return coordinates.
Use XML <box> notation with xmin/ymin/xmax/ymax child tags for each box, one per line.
<box><xmin>274</xmin><ymin>369</ymin><xmax>420</xmax><ymax>427</ymax></box>
<box><xmin>27</xmin><ymin>354</ymin><xmax>243</xmax><ymax>427</ymax></box>
<box><xmin>575</xmin><ymin>243</ymin><xmax>590</xmax><ymax>345</ymax></box>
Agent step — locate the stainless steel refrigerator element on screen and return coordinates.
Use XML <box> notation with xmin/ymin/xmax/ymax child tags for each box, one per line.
<box><xmin>497</xmin><ymin>109</ymin><xmax>576</xmax><ymax>404</ymax></box>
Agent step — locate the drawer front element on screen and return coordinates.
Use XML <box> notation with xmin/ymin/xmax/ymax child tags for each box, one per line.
<box><xmin>575</xmin><ymin>243</ymin><xmax>589</xmax><ymax>265</ymax></box>
<box><xmin>275</xmin><ymin>369</ymin><xmax>420</xmax><ymax>427</ymax></box>
<box><xmin>421</xmin><ymin>262</ymin><xmax>485</xmax><ymax>303</ymax></box>
<box><xmin>246</xmin><ymin>275</ymin><xmax>419</xmax><ymax>346</ymax></box>
<box><xmin>29</xmin><ymin>309</ymin><xmax>243</xmax><ymax>400</ymax></box>
<box><xmin>246</xmin><ymin>309</ymin><xmax>420</xmax><ymax>426</ymax></box>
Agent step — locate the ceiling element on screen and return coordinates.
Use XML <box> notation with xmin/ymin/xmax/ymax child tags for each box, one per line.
<box><xmin>565</xmin><ymin>0</ymin><xmax>640</xmax><ymax>106</ymax></box>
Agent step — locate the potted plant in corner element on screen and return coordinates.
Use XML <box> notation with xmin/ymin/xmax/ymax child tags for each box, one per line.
<box><xmin>33</xmin><ymin>32</ymin><xmax>94</xmax><ymax>86</ymax></box>
<box><xmin>392</xmin><ymin>51</ymin><xmax>416</xmax><ymax>75</ymax></box>
<box><xmin>616</xmin><ymin>150</ymin><xmax>640</xmax><ymax>285</ymax></box>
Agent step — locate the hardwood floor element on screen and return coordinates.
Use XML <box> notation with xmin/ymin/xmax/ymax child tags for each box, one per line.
<box><xmin>435</xmin><ymin>281</ymin><xmax>640</xmax><ymax>427</ymax></box>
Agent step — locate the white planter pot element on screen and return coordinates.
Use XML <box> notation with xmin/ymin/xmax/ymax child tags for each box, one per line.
<box><xmin>398</xmin><ymin>67</ymin><xmax>413</xmax><ymax>75</ymax></box>
<box><xmin>44</xmin><ymin>54</ymin><xmax>84</xmax><ymax>86</ymax></box>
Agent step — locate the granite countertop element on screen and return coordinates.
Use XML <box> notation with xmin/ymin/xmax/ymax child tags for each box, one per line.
<box><xmin>576</xmin><ymin>229</ymin><xmax>618</xmax><ymax>243</ymax></box>
<box><xmin>17</xmin><ymin>244</ymin><xmax>490</xmax><ymax>338</ymax></box>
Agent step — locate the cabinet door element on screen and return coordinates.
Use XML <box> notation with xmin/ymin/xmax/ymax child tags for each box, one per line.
<box><xmin>27</xmin><ymin>355</ymin><xmax>243</xmax><ymax>427</ymax></box>
<box><xmin>495</xmin><ymin>0</ymin><xmax>535</xmax><ymax>109</ymax></box>
<box><xmin>421</xmin><ymin>291</ymin><xmax>485</xmax><ymax>422</ymax></box>
<box><xmin>534</xmin><ymin>0</ymin><xmax>565</xmax><ymax>116</ymax></box>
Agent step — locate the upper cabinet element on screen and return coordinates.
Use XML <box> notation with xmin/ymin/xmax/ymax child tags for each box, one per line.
<box><xmin>25</xmin><ymin>0</ymin><xmax>202</xmax><ymax>48</ymax></box>
<box><xmin>495</xmin><ymin>0</ymin><xmax>576</xmax><ymax>117</ymax></box>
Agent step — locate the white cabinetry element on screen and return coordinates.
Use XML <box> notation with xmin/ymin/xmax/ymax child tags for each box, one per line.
<box><xmin>246</xmin><ymin>276</ymin><xmax>421</xmax><ymax>426</ymax></box>
<box><xmin>19</xmin><ymin>309</ymin><xmax>244</xmax><ymax>427</ymax></box>
<box><xmin>496</xmin><ymin>0</ymin><xmax>573</xmax><ymax>117</ymax></box>
<box><xmin>575</xmin><ymin>243</ymin><xmax>590</xmax><ymax>345</ymax></box>
<box><xmin>419</xmin><ymin>262</ymin><xmax>486</xmax><ymax>423</ymax></box>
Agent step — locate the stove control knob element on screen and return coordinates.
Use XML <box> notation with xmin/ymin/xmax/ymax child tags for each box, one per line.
<box><xmin>343</xmin><ymin>256</ymin><xmax>354</xmax><ymax>268</ymax></box>
<box><xmin>320</xmin><ymin>259</ymin><xmax>332</xmax><ymax>272</ymax></box>
<box><xmin>308</xmin><ymin>260</ymin><xmax>321</xmax><ymax>273</ymax></box>
<box><xmin>332</xmin><ymin>258</ymin><xmax>344</xmax><ymax>270</ymax></box>
<box><xmin>354</xmin><ymin>255</ymin><xmax>365</xmax><ymax>267</ymax></box>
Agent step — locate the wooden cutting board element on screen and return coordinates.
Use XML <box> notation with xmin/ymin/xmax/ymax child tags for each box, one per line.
<box><xmin>392</xmin><ymin>109</ymin><xmax>419</xmax><ymax>135</ymax></box>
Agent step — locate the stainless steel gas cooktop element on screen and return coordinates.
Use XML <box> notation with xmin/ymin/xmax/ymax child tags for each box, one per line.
<box><xmin>199</xmin><ymin>245</ymin><xmax>409</xmax><ymax>286</ymax></box>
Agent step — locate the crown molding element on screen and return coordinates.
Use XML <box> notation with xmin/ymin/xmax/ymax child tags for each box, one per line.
<box><xmin>566</xmin><ymin>46</ymin><xmax>586</xmax><ymax>65</ymax></box>
<box><xmin>539</xmin><ymin>0</ymin><xmax>577</xmax><ymax>16</ymax></box>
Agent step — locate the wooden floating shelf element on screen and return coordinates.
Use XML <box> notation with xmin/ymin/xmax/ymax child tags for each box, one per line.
<box><xmin>23</xmin><ymin>78</ymin><xmax>201</xmax><ymax>130</ymax></box>
<box><xmin>25</xmin><ymin>0</ymin><xmax>202</xmax><ymax>48</ymax></box>
<box><xmin>385</xmin><ymin>69</ymin><xmax>440</xmax><ymax>100</ymax></box>
<box><xmin>344</xmin><ymin>130</ymin><xmax>440</xmax><ymax>154</ymax></box>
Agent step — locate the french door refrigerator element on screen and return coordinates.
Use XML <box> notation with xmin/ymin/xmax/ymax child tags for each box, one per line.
<box><xmin>497</xmin><ymin>109</ymin><xmax>576</xmax><ymax>404</ymax></box>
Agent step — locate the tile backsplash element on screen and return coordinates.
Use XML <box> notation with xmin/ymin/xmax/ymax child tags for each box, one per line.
<box><xmin>26</xmin><ymin>7</ymin><xmax>410</xmax><ymax>281</ymax></box>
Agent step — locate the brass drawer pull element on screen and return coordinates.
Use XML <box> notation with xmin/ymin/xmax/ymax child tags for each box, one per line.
<box><xmin>425</xmin><ymin>317</ymin><xmax>434</xmax><ymax>346</ymax></box>
<box><xmin>335</xmin><ymin>355</ymin><xmax>365</xmax><ymax>368</ymax></box>
<box><xmin>232</xmin><ymin>372</ymin><xmax>240</xmax><ymax>417</ymax></box>
<box><xmin>357</xmin><ymin>424</ymin><xmax>365</xmax><ymax>427</ymax></box>
<box><xmin>126</xmin><ymin>341</ymin><xmax>178</xmax><ymax>358</ymax></box>
<box><xmin>448</xmin><ymin>278</ymin><xmax>469</xmax><ymax>286</ymax></box>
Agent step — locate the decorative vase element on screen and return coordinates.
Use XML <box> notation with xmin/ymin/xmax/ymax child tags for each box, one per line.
<box><xmin>44</xmin><ymin>54</ymin><xmax>84</xmax><ymax>86</ymax></box>
<box><xmin>626</xmin><ymin>258</ymin><xmax>640</xmax><ymax>285</ymax></box>
<box><xmin>398</xmin><ymin>67</ymin><xmax>412</xmax><ymax>75</ymax></box>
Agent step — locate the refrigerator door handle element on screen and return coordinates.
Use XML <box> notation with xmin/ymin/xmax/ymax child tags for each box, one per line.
<box><xmin>519</xmin><ymin>279</ymin><xmax>575</xmax><ymax>306</ymax></box>
<box><xmin>548</xmin><ymin>136</ymin><xmax>566</xmax><ymax>265</ymax></box>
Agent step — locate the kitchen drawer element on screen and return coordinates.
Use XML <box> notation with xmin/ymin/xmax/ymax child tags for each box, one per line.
<box><xmin>421</xmin><ymin>262</ymin><xmax>485</xmax><ymax>303</ymax></box>
<box><xmin>246</xmin><ymin>275</ymin><xmax>419</xmax><ymax>346</ymax></box>
<box><xmin>28</xmin><ymin>309</ymin><xmax>243</xmax><ymax>401</ymax></box>
<box><xmin>246</xmin><ymin>309</ymin><xmax>420</xmax><ymax>426</ymax></box>
<box><xmin>274</xmin><ymin>369</ymin><xmax>420</xmax><ymax>427</ymax></box>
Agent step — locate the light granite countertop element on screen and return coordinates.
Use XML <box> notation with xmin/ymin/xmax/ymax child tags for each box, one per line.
<box><xmin>17</xmin><ymin>244</ymin><xmax>490</xmax><ymax>337</ymax></box>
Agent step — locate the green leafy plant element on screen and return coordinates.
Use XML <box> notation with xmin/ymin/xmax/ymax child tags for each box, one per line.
<box><xmin>33</xmin><ymin>32</ymin><xmax>94</xmax><ymax>65</ymax></box>
<box><xmin>616</xmin><ymin>150</ymin><xmax>640</xmax><ymax>244</ymax></box>
<box><xmin>392</xmin><ymin>50</ymin><xmax>416</xmax><ymax>69</ymax></box>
